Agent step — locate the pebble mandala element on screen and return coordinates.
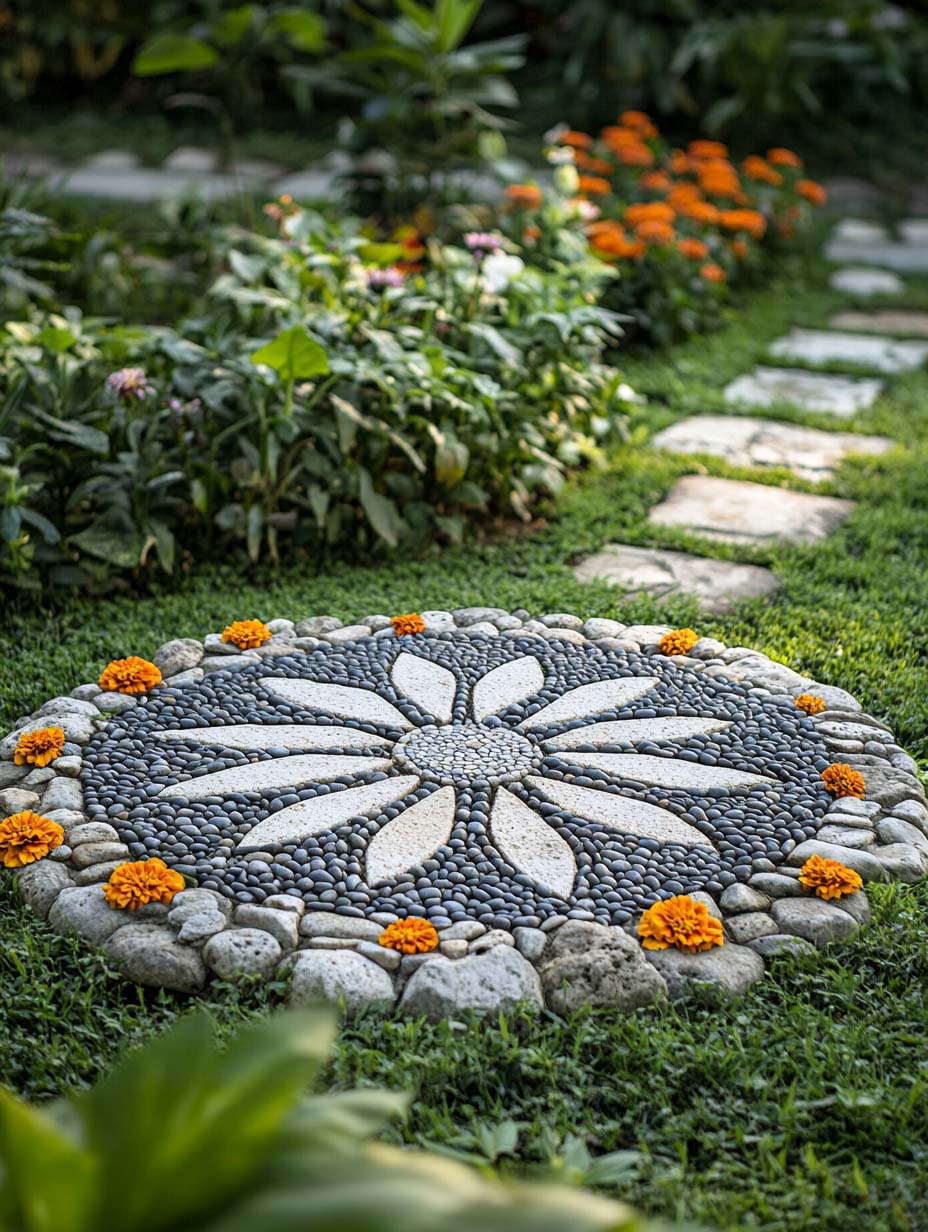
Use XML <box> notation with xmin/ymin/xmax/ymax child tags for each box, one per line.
<box><xmin>4</xmin><ymin>609</ymin><xmax>927</xmax><ymax>1018</ymax></box>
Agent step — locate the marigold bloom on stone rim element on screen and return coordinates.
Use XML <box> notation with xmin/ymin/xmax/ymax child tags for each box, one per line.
<box><xmin>795</xmin><ymin>694</ymin><xmax>826</xmax><ymax>716</ymax></box>
<box><xmin>821</xmin><ymin>763</ymin><xmax>866</xmax><ymax>799</ymax></box>
<box><xmin>14</xmin><ymin>726</ymin><xmax>65</xmax><ymax>767</ymax></box>
<box><xmin>0</xmin><ymin>811</ymin><xmax>64</xmax><ymax>868</ymax></box>
<box><xmin>798</xmin><ymin>854</ymin><xmax>863</xmax><ymax>900</ymax></box>
<box><xmin>379</xmin><ymin>918</ymin><xmax>439</xmax><ymax>954</ymax></box>
<box><xmin>391</xmin><ymin>613</ymin><xmax>425</xmax><ymax>636</ymax></box>
<box><xmin>98</xmin><ymin>656</ymin><xmax>163</xmax><ymax>695</ymax></box>
<box><xmin>221</xmin><ymin>619</ymin><xmax>271</xmax><ymax>650</ymax></box>
<box><xmin>103</xmin><ymin>858</ymin><xmax>185</xmax><ymax>910</ymax></box>
<box><xmin>658</xmin><ymin>629</ymin><xmax>699</xmax><ymax>657</ymax></box>
<box><xmin>638</xmin><ymin>894</ymin><xmax>724</xmax><ymax>953</ymax></box>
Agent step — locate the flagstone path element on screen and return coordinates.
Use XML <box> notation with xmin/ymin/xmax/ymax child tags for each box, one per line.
<box><xmin>576</xmin><ymin>199</ymin><xmax>924</xmax><ymax>610</ymax></box>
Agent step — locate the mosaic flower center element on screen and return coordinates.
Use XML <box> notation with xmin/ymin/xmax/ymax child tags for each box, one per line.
<box><xmin>393</xmin><ymin>721</ymin><xmax>542</xmax><ymax>786</ymax></box>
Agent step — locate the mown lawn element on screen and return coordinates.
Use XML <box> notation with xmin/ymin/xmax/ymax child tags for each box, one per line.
<box><xmin>2</xmin><ymin>257</ymin><xmax>927</xmax><ymax>1232</ymax></box>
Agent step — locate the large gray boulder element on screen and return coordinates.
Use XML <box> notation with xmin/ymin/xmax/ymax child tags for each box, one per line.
<box><xmin>289</xmin><ymin>950</ymin><xmax>395</xmax><ymax>1015</ymax></box>
<box><xmin>770</xmin><ymin>898</ymin><xmax>859</xmax><ymax>948</ymax></box>
<box><xmin>539</xmin><ymin>921</ymin><xmax>667</xmax><ymax>1013</ymax></box>
<box><xmin>399</xmin><ymin>947</ymin><xmax>543</xmax><ymax>1020</ymax></box>
<box><xmin>203</xmin><ymin>928</ymin><xmax>281</xmax><ymax>980</ymax></box>
<box><xmin>15</xmin><ymin>860</ymin><xmax>73</xmax><ymax>918</ymax></box>
<box><xmin>47</xmin><ymin>885</ymin><xmax>129</xmax><ymax>944</ymax></box>
<box><xmin>644</xmin><ymin>943</ymin><xmax>765</xmax><ymax>999</ymax></box>
<box><xmin>103</xmin><ymin>924</ymin><xmax>207</xmax><ymax>993</ymax></box>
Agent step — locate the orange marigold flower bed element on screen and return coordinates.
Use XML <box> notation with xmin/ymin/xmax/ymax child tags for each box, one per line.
<box><xmin>658</xmin><ymin>628</ymin><xmax>699</xmax><ymax>655</ymax></box>
<box><xmin>822</xmin><ymin>763</ymin><xmax>866</xmax><ymax>799</ymax></box>
<box><xmin>613</xmin><ymin>142</ymin><xmax>654</xmax><ymax>168</ymax></box>
<box><xmin>768</xmin><ymin>147</ymin><xmax>803</xmax><ymax>168</ymax></box>
<box><xmin>624</xmin><ymin>201</ymin><xmax>675</xmax><ymax>227</ymax></box>
<box><xmin>677</xmin><ymin>199</ymin><xmax>720</xmax><ymax>225</ymax></box>
<box><xmin>0</xmin><ymin>811</ymin><xmax>64</xmax><ymax>868</ymax></box>
<box><xmin>391</xmin><ymin>612</ymin><xmax>426</xmax><ymax>636</ymax></box>
<box><xmin>677</xmin><ymin>237</ymin><xmax>709</xmax><ymax>260</ymax></box>
<box><xmin>14</xmin><ymin>726</ymin><xmax>65</xmax><ymax>768</ymax></box>
<box><xmin>504</xmin><ymin>184</ymin><xmax>542</xmax><ymax>209</ymax></box>
<box><xmin>797</xmin><ymin>178</ymin><xmax>827</xmax><ymax>205</ymax></box>
<box><xmin>638</xmin><ymin>895</ymin><xmax>724</xmax><ymax>953</ymax></box>
<box><xmin>577</xmin><ymin>174</ymin><xmax>612</xmax><ymax>197</ymax></box>
<box><xmin>795</xmin><ymin>693</ymin><xmax>826</xmax><ymax>716</ymax></box>
<box><xmin>619</xmin><ymin>109</ymin><xmax>658</xmax><ymax>137</ymax></box>
<box><xmin>379</xmin><ymin>918</ymin><xmax>439</xmax><ymax>954</ymax></box>
<box><xmin>221</xmin><ymin>619</ymin><xmax>271</xmax><ymax>650</ymax></box>
<box><xmin>719</xmin><ymin>208</ymin><xmax>766</xmax><ymax>239</ymax></box>
<box><xmin>591</xmin><ymin>233</ymin><xmax>645</xmax><ymax>260</ymax></box>
<box><xmin>640</xmin><ymin>170</ymin><xmax>671</xmax><ymax>192</ymax></box>
<box><xmin>700</xmin><ymin>262</ymin><xmax>726</xmax><ymax>283</ymax></box>
<box><xmin>730</xmin><ymin>237</ymin><xmax>749</xmax><ymax>260</ymax></box>
<box><xmin>669</xmin><ymin>150</ymin><xmax>692</xmax><ymax>175</ymax></box>
<box><xmin>699</xmin><ymin>167</ymin><xmax>740</xmax><ymax>198</ymax></box>
<box><xmin>98</xmin><ymin>656</ymin><xmax>163</xmax><ymax>695</ymax></box>
<box><xmin>635</xmin><ymin>218</ymin><xmax>674</xmax><ymax>245</ymax></box>
<box><xmin>575</xmin><ymin>153</ymin><xmax>614</xmax><ymax>176</ymax></box>
<box><xmin>103</xmin><ymin>857</ymin><xmax>185</xmax><ymax>910</ymax></box>
<box><xmin>798</xmin><ymin>854</ymin><xmax>863</xmax><ymax>900</ymax></box>
<box><xmin>741</xmin><ymin>155</ymin><xmax>783</xmax><ymax>186</ymax></box>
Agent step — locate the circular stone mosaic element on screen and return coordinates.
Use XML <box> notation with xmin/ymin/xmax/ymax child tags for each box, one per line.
<box><xmin>5</xmin><ymin>610</ymin><xmax>928</xmax><ymax>1016</ymax></box>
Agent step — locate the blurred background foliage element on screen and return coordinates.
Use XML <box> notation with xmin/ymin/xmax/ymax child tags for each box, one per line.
<box><xmin>2</xmin><ymin>1</ymin><xmax>927</xmax><ymax>171</ymax></box>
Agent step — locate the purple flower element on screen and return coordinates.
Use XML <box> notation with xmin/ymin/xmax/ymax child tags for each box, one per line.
<box><xmin>366</xmin><ymin>266</ymin><xmax>405</xmax><ymax>290</ymax></box>
<box><xmin>106</xmin><ymin>367</ymin><xmax>155</xmax><ymax>403</ymax></box>
<box><xmin>463</xmin><ymin>231</ymin><xmax>503</xmax><ymax>259</ymax></box>
<box><xmin>167</xmin><ymin>397</ymin><xmax>202</xmax><ymax>419</ymax></box>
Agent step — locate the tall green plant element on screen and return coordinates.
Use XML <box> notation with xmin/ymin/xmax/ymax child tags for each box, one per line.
<box><xmin>0</xmin><ymin>1007</ymin><xmax>659</xmax><ymax>1232</ymax></box>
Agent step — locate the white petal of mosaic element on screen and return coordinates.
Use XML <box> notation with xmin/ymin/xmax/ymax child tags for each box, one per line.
<box><xmin>6</xmin><ymin>609</ymin><xmax>927</xmax><ymax>1013</ymax></box>
<box><xmin>489</xmin><ymin>788</ymin><xmax>577</xmax><ymax>899</ymax></box>
<box><xmin>365</xmin><ymin>786</ymin><xmax>456</xmax><ymax>884</ymax></box>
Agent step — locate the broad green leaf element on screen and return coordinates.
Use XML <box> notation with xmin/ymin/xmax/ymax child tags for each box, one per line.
<box><xmin>132</xmin><ymin>32</ymin><xmax>219</xmax><ymax>75</ymax></box>
<box><xmin>228</xmin><ymin>249</ymin><xmax>266</xmax><ymax>283</ymax></box>
<box><xmin>212</xmin><ymin>4</ymin><xmax>256</xmax><ymax>46</ymax></box>
<box><xmin>69</xmin><ymin>520</ymin><xmax>144</xmax><ymax>569</ymax></box>
<box><xmin>0</xmin><ymin>1090</ymin><xmax>97</xmax><ymax>1232</ymax></box>
<box><xmin>20</xmin><ymin>507</ymin><xmax>61</xmax><ymax>544</ymax></box>
<box><xmin>35</xmin><ymin>326</ymin><xmax>77</xmax><ymax>353</ymax></box>
<box><xmin>357</xmin><ymin>242</ymin><xmax>405</xmax><ymax>266</ymax></box>
<box><xmin>251</xmin><ymin>326</ymin><xmax>329</xmax><ymax>381</ymax></box>
<box><xmin>433</xmin><ymin>431</ymin><xmax>469</xmax><ymax>487</ymax></box>
<box><xmin>358</xmin><ymin>468</ymin><xmax>403</xmax><ymax>545</ymax></box>
<box><xmin>266</xmin><ymin>9</ymin><xmax>328</xmax><ymax>52</ymax></box>
<box><xmin>32</xmin><ymin>409</ymin><xmax>109</xmax><ymax>456</ymax></box>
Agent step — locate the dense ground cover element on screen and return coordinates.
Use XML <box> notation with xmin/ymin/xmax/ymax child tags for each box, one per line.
<box><xmin>2</xmin><ymin>257</ymin><xmax>927</xmax><ymax>1231</ymax></box>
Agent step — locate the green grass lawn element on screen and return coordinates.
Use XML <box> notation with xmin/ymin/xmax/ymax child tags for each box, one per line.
<box><xmin>2</xmin><ymin>258</ymin><xmax>927</xmax><ymax>1232</ymax></box>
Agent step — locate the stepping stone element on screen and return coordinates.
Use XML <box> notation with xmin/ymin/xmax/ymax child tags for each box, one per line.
<box><xmin>829</xmin><ymin>310</ymin><xmax>928</xmax><ymax>338</ymax></box>
<box><xmin>82</xmin><ymin>149</ymin><xmax>141</xmax><ymax>171</ymax></box>
<box><xmin>824</xmin><ymin>240</ymin><xmax>928</xmax><ymax>272</ymax></box>
<box><xmin>572</xmin><ymin>543</ymin><xmax>779</xmax><ymax>613</ymax></box>
<box><xmin>829</xmin><ymin>267</ymin><xmax>903</xmax><ymax>297</ymax></box>
<box><xmin>163</xmin><ymin>146</ymin><xmax>218</xmax><ymax>174</ymax></box>
<box><xmin>648</xmin><ymin>475</ymin><xmax>855</xmax><ymax>545</ymax></box>
<box><xmin>651</xmin><ymin>416</ymin><xmax>893</xmax><ymax>482</ymax></box>
<box><xmin>821</xmin><ymin>179</ymin><xmax>883</xmax><ymax>210</ymax></box>
<box><xmin>58</xmin><ymin>168</ymin><xmax>244</xmax><ymax>202</ymax></box>
<box><xmin>899</xmin><ymin>218</ymin><xmax>928</xmax><ymax>245</ymax></box>
<box><xmin>768</xmin><ymin>329</ymin><xmax>928</xmax><ymax>373</ymax></box>
<box><xmin>724</xmin><ymin>366</ymin><xmax>883</xmax><ymax>417</ymax></box>
<box><xmin>831</xmin><ymin>219</ymin><xmax>889</xmax><ymax>244</ymax></box>
<box><xmin>272</xmin><ymin>169</ymin><xmax>339</xmax><ymax>199</ymax></box>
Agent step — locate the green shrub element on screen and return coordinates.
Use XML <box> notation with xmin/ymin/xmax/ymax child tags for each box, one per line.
<box><xmin>0</xmin><ymin>1005</ymin><xmax>661</xmax><ymax>1232</ymax></box>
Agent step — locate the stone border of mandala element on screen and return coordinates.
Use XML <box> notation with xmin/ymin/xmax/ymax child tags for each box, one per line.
<box><xmin>4</xmin><ymin>608</ymin><xmax>927</xmax><ymax>1019</ymax></box>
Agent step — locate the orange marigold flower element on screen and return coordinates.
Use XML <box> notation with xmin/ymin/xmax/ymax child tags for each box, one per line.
<box><xmin>658</xmin><ymin>628</ymin><xmax>699</xmax><ymax>655</ymax></box>
<box><xmin>677</xmin><ymin>237</ymin><xmax>709</xmax><ymax>260</ymax></box>
<box><xmin>625</xmin><ymin>201</ymin><xmax>675</xmax><ymax>227</ymax></box>
<box><xmin>768</xmin><ymin>147</ymin><xmax>803</xmax><ymax>168</ymax></box>
<box><xmin>669</xmin><ymin>150</ymin><xmax>692</xmax><ymax>175</ymax></box>
<box><xmin>221</xmin><ymin>619</ymin><xmax>271</xmax><ymax>650</ymax></box>
<box><xmin>700</xmin><ymin>262</ymin><xmax>726</xmax><ymax>283</ymax></box>
<box><xmin>577</xmin><ymin>174</ymin><xmax>612</xmax><ymax>197</ymax></box>
<box><xmin>0</xmin><ymin>811</ymin><xmax>64</xmax><ymax>868</ymax></box>
<box><xmin>698</xmin><ymin>159</ymin><xmax>740</xmax><ymax>197</ymax></box>
<box><xmin>798</xmin><ymin>854</ymin><xmax>863</xmax><ymax>901</ymax></box>
<box><xmin>795</xmin><ymin>693</ymin><xmax>826</xmax><ymax>716</ymax></box>
<box><xmin>719</xmin><ymin>208</ymin><xmax>767</xmax><ymax>239</ymax></box>
<box><xmin>391</xmin><ymin>612</ymin><xmax>426</xmax><ymax>637</ymax></box>
<box><xmin>600</xmin><ymin>125</ymin><xmax>640</xmax><ymax>146</ymax></box>
<box><xmin>505</xmin><ymin>184</ymin><xmax>542</xmax><ymax>209</ymax></box>
<box><xmin>797</xmin><ymin>178</ymin><xmax>827</xmax><ymax>206</ymax></box>
<box><xmin>14</xmin><ymin>726</ymin><xmax>65</xmax><ymax>768</ymax></box>
<box><xmin>379</xmin><ymin>918</ymin><xmax>439</xmax><ymax>954</ymax></box>
<box><xmin>741</xmin><ymin>155</ymin><xmax>783</xmax><ymax>186</ymax></box>
<box><xmin>822</xmin><ymin>763</ymin><xmax>866</xmax><ymax>799</ymax></box>
<box><xmin>688</xmin><ymin>139</ymin><xmax>729</xmax><ymax>160</ymax></box>
<box><xmin>575</xmin><ymin>153</ymin><xmax>614</xmax><ymax>176</ymax></box>
<box><xmin>677</xmin><ymin>199</ymin><xmax>720</xmax><ymax>225</ymax></box>
<box><xmin>590</xmin><ymin>232</ymin><xmax>645</xmax><ymax>261</ymax></box>
<box><xmin>98</xmin><ymin>656</ymin><xmax>162</xmax><ymax>695</ymax></box>
<box><xmin>103</xmin><ymin>857</ymin><xmax>185</xmax><ymax>910</ymax></box>
<box><xmin>640</xmin><ymin>170</ymin><xmax>671</xmax><ymax>192</ymax></box>
<box><xmin>638</xmin><ymin>895</ymin><xmax>724</xmax><ymax>953</ymax></box>
<box><xmin>635</xmin><ymin>218</ymin><xmax>674</xmax><ymax>245</ymax></box>
<box><xmin>615</xmin><ymin>143</ymin><xmax>654</xmax><ymax>168</ymax></box>
<box><xmin>560</xmin><ymin>129</ymin><xmax>593</xmax><ymax>149</ymax></box>
<box><xmin>523</xmin><ymin>224</ymin><xmax>541</xmax><ymax>243</ymax></box>
<box><xmin>619</xmin><ymin>109</ymin><xmax>658</xmax><ymax>136</ymax></box>
<box><xmin>730</xmin><ymin>237</ymin><xmax>749</xmax><ymax>259</ymax></box>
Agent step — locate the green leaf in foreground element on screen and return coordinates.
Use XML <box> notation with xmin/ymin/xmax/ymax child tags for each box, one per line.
<box><xmin>251</xmin><ymin>326</ymin><xmax>330</xmax><ymax>382</ymax></box>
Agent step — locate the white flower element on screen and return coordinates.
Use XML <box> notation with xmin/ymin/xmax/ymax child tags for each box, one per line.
<box><xmin>155</xmin><ymin>653</ymin><xmax>776</xmax><ymax>900</ymax></box>
<box><xmin>481</xmin><ymin>253</ymin><xmax>525</xmax><ymax>294</ymax></box>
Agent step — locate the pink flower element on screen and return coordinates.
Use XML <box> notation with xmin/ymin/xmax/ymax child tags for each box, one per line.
<box><xmin>106</xmin><ymin>368</ymin><xmax>155</xmax><ymax>403</ymax></box>
<box><xmin>366</xmin><ymin>267</ymin><xmax>405</xmax><ymax>290</ymax></box>
<box><xmin>463</xmin><ymin>231</ymin><xmax>503</xmax><ymax>259</ymax></box>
